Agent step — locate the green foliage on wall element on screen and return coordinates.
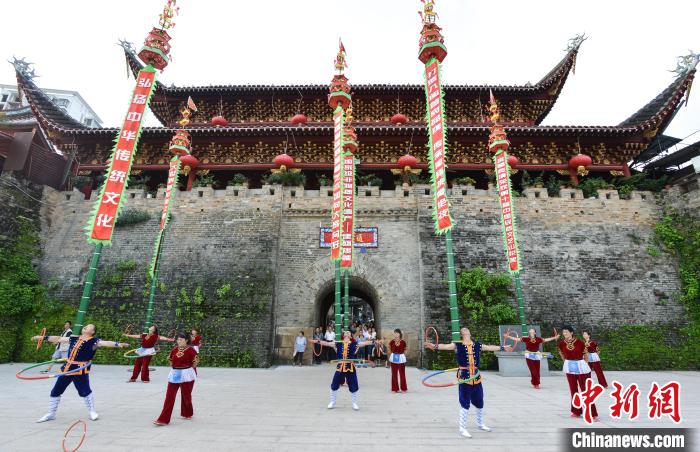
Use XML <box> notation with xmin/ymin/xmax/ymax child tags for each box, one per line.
<box><xmin>457</xmin><ymin>267</ymin><xmax>517</xmax><ymax>324</ymax></box>
<box><xmin>115</xmin><ymin>208</ymin><xmax>151</xmax><ymax>227</ymax></box>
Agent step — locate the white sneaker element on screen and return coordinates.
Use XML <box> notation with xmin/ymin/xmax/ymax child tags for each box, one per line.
<box><xmin>89</xmin><ymin>411</ymin><xmax>99</xmax><ymax>421</ymax></box>
<box><xmin>477</xmin><ymin>424</ymin><xmax>491</xmax><ymax>432</ymax></box>
<box><xmin>327</xmin><ymin>402</ymin><xmax>335</xmax><ymax>409</ymax></box>
<box><xmin>459</xmin><ymin>428</ymin><xmax>472</xmax><ymax>438</ymax></box>
<box><xmin>36</xmin><ymin>413</ymin><xmax>55</xmax><ymax>423</ymax></box>
<box><xmin>352</xmin><ymin>403</ymin><xmax>359</xmax><ymax>411</ymax></box>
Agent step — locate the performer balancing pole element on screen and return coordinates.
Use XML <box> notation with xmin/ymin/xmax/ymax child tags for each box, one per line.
<box><xmin>77</xmin><ymin>0</ymin><xmax>176</xmax><ymax>333</ymax></box>
<box><xmin>487</xmin><ymin>91</ymin><xmax>527</xmax><ymax>336</ymax></box>
<box><xmin>418</xmin><ymin>7</ymin><xmax>459</xmax><ymax>341</ymax></box>
<box><xmin>344</xmin><ymin>269</ymin><xmax>350</xmax><ymax>330</ymax></box>
<box><xmin>335</xmin><ymin>262</ymin><xmax>342</xmax><ymax>336</ymax></box>
<box><xmin>328</xmin><ymin>40</ymin><xmax>352</xmax><ymax>337</ymax></box>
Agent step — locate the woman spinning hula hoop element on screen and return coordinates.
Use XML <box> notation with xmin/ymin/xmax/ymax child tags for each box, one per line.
<box><xmin>424</xmin><ymin>326</ymin><xmax>511</xmax><ymax>439</ymax></box>
<box><xmin>123</xmin><ymin>325</ymin><xmax>174</xmax><ymax>383</ymax></box>
<box><xmin>30</xmin><ymin>324</ymin><xmax>129</xmax><ymax>423</ymax></box>
<box><xmin>311</xmin><ymin>330</ymin><xmax>375</xmax><ymax>411</ymax></box>
<box><xmin>503</xmin><ymin>328</ymin><xmax>559</xmax><ymax>389</ymax></box>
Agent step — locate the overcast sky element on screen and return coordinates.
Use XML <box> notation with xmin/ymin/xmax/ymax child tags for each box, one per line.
<box><xmin>1</xmin><ymin>0</ymin><xmax>698</xmax><ymax>146</ymax></box>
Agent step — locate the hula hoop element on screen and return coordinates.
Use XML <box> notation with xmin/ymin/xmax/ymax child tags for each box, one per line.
<box><xmin>421</xmin><ymin>368</ymin><xmax>481</xmax><ymax>388</ymax></box>
<box><xmin>424</xmin><ymin>326</ymin><xmax>439</xmax><ymax>349</ymax></box>
<box><xmin>36</xmin><ymin>327</ymin><xmax>47</xmax><ymax>351</ymax></box>
<box><xmin>16</xmin><ymin>359</ymin><xmax>91</xmax><ymax>380</ymax></box>
<box><xmin>502</xmin><ymin>328</ymin><xmax>519</xmax><ymax>351</ymax></box>
<box><xmin>123</xmin><ymin>348</ymin><xmax>157</xmax><ymax>359</ymax></box>
<box><xmin>62</xmin><ymin>419</ymin><xmax>87</xmax><ymax>452</ymax></box>
<box><xmin>313</xmin><ymin>342</ymin><xmax>323</xmax><ymax>357</ymax></box>
<box><xmin>123</xmin><ymin>324</ymin><xmax>133</xmax><ymax>336</ymax></box>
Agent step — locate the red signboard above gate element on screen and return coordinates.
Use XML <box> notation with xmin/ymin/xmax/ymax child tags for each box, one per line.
<box><xmin>320</xmin><ymin>227</ymin><xmax>378</xmax><ymax>248</ymax></box>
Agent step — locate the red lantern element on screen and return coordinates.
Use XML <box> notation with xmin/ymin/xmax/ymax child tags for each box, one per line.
<box><xmin>397</xmin><ymin>154</ymin><xmax>418</xmax><ymax>170</ymax></box>
<box><xmin>290</xmin><ymin>114</ymin><xmax>307</xmax><ymax>125</ymax></box>
<box><xmin>211</xmin><ymin>115</ymin><xmax>228</xmax><ymax>127</ymax></box>
<box><xmin>391</xmin><ymin>113</ymin><xmax>408</xmax><ymax>125</ymax></box>
<box><xmin>180</xmin><ymin>154</ymin><xmax>198</xmax><ymax>176</ymax></box>
<box><xmin>273</xmin><ymin>153</ymin><xmax>294</xmax><ymax>172</ymax></box>
<box><xmin>569</xmin><ymin>153</ymin><xmax>592</xmax><ymax>176</ymax></box>
<box><xmin>508</xmin><ymin>154</ymin><xmax>518</xmax><ymax>169</ymax></box>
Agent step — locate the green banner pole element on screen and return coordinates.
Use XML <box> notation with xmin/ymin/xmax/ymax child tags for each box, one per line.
<box><xmin>73</xmin><ymin>243</ymin><xmax>103</xmax><ymax>334</ymax></box>
<box><xmin>334</xmin><ymin>261</ymin><xmax>341</xmax><ymax>336</ymax></box>
<box><xmin>144</xmin><ymin>235</ymin><xmax>165</xmax><ymax>333</ymax></box>
<box><xmin>343</xmin><ymin>269</ymin><xmax>350</xmax><ymax>330</ymax></box>
<box><xmin>445</xmin><ymin>230</ymin><xmax>460</xmax><ymax>342</ymax></box>
<box><xmin>513</xmin><ymin>272</ymin><xmax>527</xmax><ymax>336</ymax></box>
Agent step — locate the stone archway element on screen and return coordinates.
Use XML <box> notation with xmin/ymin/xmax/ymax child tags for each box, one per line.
<box><xmin>314</xmin><ymin>275</ymin><xmax>381</xmax><ymax>332</ymax></box>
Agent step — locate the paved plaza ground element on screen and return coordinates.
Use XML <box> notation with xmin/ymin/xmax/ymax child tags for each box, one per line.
<box><xmin>1</xmin><ymin>363</ymin><xmax>697</xmax><ymax>451</ymax></box>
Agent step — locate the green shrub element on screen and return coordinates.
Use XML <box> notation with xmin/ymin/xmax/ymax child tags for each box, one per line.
<box><xmin>357</xmin><ymin>173</ymin><xmax>383</xmax><ymax>187</ymax></box>
<box><xmin>454</xmin><ymin>176</ymin><xmax>476</xmax><ymax>186</ymax></box>
<box><xmin>546</xmin><ymin>176</ymin><xmax>561</xmax><ymax>197</ymax></box>
<box><xmin>578</xmin><ymin>177</ymin><xmax>609</xmax><ymax>198</ymax></box>
<box><xmin>115</xmin><ymin>208</ymin><xmax>151</xmax><ymax>227</ymax></box>
<box><xmin>230</xmin><ymin>173</ymin><xmax>248</xmax><ymax>186</ymax></box>
<box><xmin>265</xmin><ymin>171</ymin><xmax>306</xmax><ymax>187</ymax></box>
<box><xmin>457</xmin><ymin>267</ymin><xmax>517</xmax><ymax>324</ymax></box>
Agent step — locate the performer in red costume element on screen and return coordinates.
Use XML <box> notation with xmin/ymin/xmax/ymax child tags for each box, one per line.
<box><xmin>387</xmin><ymin>329</ymin><xmax>408</xmax><ymax>393</ymax></box>
<box><xmin>557</xmin><ymin>325</ymin><xmax>598</xmax><ymax>420</ymax></box>
<box><xmin>503</xmin><ymin>328</ymin><xmax>559</xmax><ymax>389</ymax></box>
<box><xmin>582</xmin><ymin>330</ymin><xmax>608</xmax><ymax>388</ymax></box>
<box><xmin>123</xmin><ymin>325</ymin><xmax>174</xmax><ymax>383</ymax></box>
<box><xmin>189</xmin><ymin>328</ymin><xmax>202</xmax><ymax>353</ymax></box>
<box><xmin>154</xmin><ymin>333</ymin><xmax>199</xmax><ymax>426</ymax></box>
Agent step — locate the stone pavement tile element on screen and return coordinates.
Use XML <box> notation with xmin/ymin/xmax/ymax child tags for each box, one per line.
<box><xmin>1</xmin><ymin>364</ymin><xmax>697</xmax><ymax>451</ymax></box>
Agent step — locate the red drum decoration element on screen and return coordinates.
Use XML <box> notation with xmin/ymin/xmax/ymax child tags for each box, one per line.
<box><xmin>138</xmin><ymin>28</ymin><xmax>172</xmax><ymax>71</ymax></box>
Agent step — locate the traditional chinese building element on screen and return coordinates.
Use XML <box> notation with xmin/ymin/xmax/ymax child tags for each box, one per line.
<box><xmin>5</xmin><ymin>38</ymin><xmax>697</xmax><ymax>366</ymax></box>
<box><xmin>11</xmin><ymin>38</ymin><xmax>696</xmax><ymax>194</ymax></box>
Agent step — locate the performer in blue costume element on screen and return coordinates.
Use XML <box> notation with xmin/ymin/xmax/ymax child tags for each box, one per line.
<box><xmin>312</xmin><ymin>330</ymin><xmax>374</xmax><ymax>411</ymax></box>
<box><xmin>425</xmin><ymin>327</ymin><xmax>509</xmax><ymax>438</ymax></box>
<box><xmin>31</xmin><ymin>324</ymin><xmax>129</xmax><ymax>423</ymax></box>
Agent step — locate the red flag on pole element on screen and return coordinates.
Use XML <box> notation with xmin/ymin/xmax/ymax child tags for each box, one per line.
<box><xmin>187</xmin><ymin>96</ymin><xmax>198</xmax><ymax>112</ymax></box>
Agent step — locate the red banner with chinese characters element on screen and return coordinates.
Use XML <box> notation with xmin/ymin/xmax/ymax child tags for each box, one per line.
<box><xmin>494</xmin><ymin>150</ymin><xmax>520</xmax><ymax>272</ymax></box>
<box><xmin>88</xmin><ymin>68</ymin><xmax>156</xmax><ymax>244</ymax></box>
<box><xmin>340</xmin><ymin>152</ymin><xmax>355</xmax><ymax>267</ymax></box>
<box><xmin>330</xmin><ymin>106</ymin><xmax>345</xmax><ymax>261</ymax></box>
<box><xmin>424</xmin><ymin>59</ymin><xmax>452</xmax><ymax>233</ymax></box>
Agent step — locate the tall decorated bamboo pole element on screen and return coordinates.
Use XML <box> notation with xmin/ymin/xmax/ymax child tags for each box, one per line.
<box><xmin>340</xmin><ymin>105</ymin><xmax>357</xmax><ymax>331</ymax></box>
<box><xmin>76</xmin><ymin>0</ymin><xmax>179</xmax><ymax>334</ymax></box>
<box><xmin>487</xmin><ymin>91</ymin><xmax>527</xmax><ymax>336</ymax></box>
<box><xmin>143</xmin><ymin>101</ymin><xmax>197</xmax><ymax>332</ymax></box>
<box><xmin>329</xmin><ymin>40</ymin><xmax>351</xmax><ymax>336</ymax></box>
<box><xmin>417</xmin><ymin>0</ymin><xmax>459</xmax><ymax>342</ymax></box>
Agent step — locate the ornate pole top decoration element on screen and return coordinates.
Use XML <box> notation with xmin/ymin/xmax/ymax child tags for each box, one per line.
<box><xmin>417</xmin><ymin>0</ymin><xmax>447</xmax><ymax>64</ymax></box>
<box><xmin>138</xmin><ymin>0</ymin><xmax>180</xmax><ymax>70</ymax></box>
<box><xmin>334</xmin><ymin>39</ymin><xmax>347</xmax><ymax>75</ymax></box>
<box><xmin>159</xmin><ymin>0</ymin><xmax>179</xmax><ymax>30</ymax></box>
<box><xmin>343</xmin><ymin>104</ymin><xmax>358</xmax><ymax>154</ymax></box>
<box><xmin>487</xmin><ymin>90</ymin><xmax>509</xmax><ymax>151</ymax></box>
<box><xmin>418</xmin><ymin>0</ymin><xmax>438</xmax><ymax>24</ymax></box>
<box><xmin>329</xmin><ymin>39</ymin><xmax>352</xmax><ymax>110</ymax></box>
<box><xmin>487</xmin><ymin>90</ymin><xmax>501</xmax><ymax>124</ymax></box>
